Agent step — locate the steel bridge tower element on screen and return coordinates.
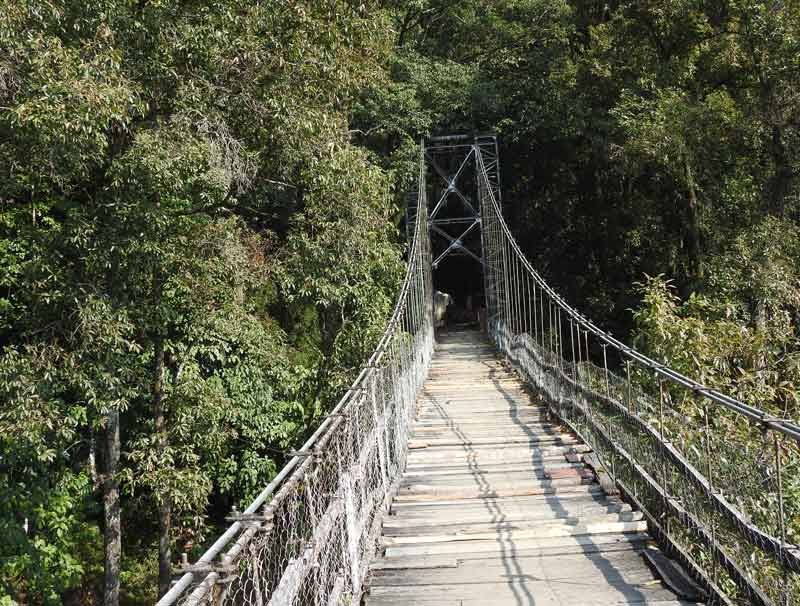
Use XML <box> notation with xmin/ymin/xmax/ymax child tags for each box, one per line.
<box><xmin>423</xmin><ymin>134</ymin><xmax>501</xmax><ymax>272</ymax></box>
<box><xmin>419</xmin><ymin>134</ymin><xmax>502</xmax><ymax>326</ymax></box>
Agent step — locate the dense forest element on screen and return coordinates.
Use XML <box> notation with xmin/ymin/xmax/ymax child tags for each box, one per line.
<box><xmin>1</xmin><ymin>1</ymin><xmax>798</xmax><ymax>604</ymax></box>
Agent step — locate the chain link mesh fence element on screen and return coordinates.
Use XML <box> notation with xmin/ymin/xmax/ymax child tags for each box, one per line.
<box><xmin>158</xmin><ymin>145</ymin><xmax>435</xmax><ymax>606</ymax></box>
<box><xmin>477</xmin><ymin>148</ymin><xmax>800</xmax><ymax>606</ymax></box>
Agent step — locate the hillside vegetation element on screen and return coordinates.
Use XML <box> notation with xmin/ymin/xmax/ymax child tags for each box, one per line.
<box><xmin>1</xmin><ymin>1</ymin><xmax>798</xmax><ymax>604</ymax></box>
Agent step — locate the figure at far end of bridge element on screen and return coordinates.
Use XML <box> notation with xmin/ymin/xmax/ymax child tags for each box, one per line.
<box><xmin>433</xmin><ymin>290</ymin><xmax>454</xmax><ymax>336</ymax></box>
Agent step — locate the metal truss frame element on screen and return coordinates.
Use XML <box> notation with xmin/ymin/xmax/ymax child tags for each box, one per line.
<box><xmin>424</xmin><ymin>134</ymin><xmax>501</xmax><ymax>270</ymax></box>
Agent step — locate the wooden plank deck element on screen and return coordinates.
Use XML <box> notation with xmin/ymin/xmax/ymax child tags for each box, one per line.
<box><xmin>365</xmin><ymin>331</ymin><xmax>695</xmax><ymax>606</ymax></box>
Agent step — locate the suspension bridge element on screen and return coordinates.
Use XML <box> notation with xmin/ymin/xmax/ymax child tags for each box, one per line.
<box><xmin>158</xmin><ymin>138</ymin><xmax>800</xmax><ymax>606</ymax></box>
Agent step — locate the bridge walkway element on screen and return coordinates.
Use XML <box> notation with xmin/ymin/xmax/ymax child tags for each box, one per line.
<box><xmin>364</xmin><ymin>331</ymin><xmax>696</xmax><ymax>606</ymax></box>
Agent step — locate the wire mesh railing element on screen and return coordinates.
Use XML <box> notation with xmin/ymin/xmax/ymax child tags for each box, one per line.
<box><xmin>157</xmin><ymin>144</ymin><xmax>434</xmax><ymax>606</ymax></box>
<box><xmin>476</xmin><ymin>148</ymin><xmax>800</xmax><ymax>606</ymax></box>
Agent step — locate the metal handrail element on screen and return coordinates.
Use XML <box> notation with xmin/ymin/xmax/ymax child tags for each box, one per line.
<box><xmin>475</xmin><ymin>147</ymin><xmax>799</xmax><ymax>605</ymax></box>
<box><xmin>475</xmin><ymin>151</ymin><xmax>800</xmax><ymax>444</ymax></box>
<box><xmin>157</xmin><ymin>142</ymin><xmax>432</xmax><ymax>606</ymax></box>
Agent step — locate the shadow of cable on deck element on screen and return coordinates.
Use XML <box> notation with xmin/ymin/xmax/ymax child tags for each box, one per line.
<box><xmin>379</xmin><ymin>330</ymin><xmax>665</xmax><ymax>606</ymax></box>
<box><xmin>426</xmin><ymin>386</ymin><xmax>537</xmax><ymax>606</ymax></box>
<box><xmin>495</xmin><ymin>332</ymin><xmax>653</xmax><ymax>605</ymax></box>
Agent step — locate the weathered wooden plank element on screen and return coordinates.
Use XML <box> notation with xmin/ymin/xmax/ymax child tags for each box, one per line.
<box><xmin>414</xmin><ymin>411</ymin><xmax>546</xmax><ymax>421</ymax></box>
<box><xmin>416</xmin><ymin>400</ymin><xmax>539</xmax><ymax>409</ymax></box>
<box><xmin>371</xmin><ymin>548</ymin><xmax>657</xmax><ymax>586</ymax></box>
<box><xmin>391</xmin><ymin>491</ymin><xmax>607</xmax><ymax>517</ymax></box>
<box><xmin>425</xmin><ymin>374</ymin><xmax>516</xmax><ymax>381</ymax></box>
<box><xmin>413</xmin><ymin>411</ymin><xmax>547</xmax><ymax>421</ymax></box>
<box><xmin>420</xmin><ymin>391</ymin><xmax>531</xmax><ymax>399</ymax></box>
<box><xmin>381</xmin><ymin>519</ymin><xmax>649</xmax><ymax>546</ymax></box>
<box><xmin>404</xmin><ymin>455</ymin><xmax>575</xmax><ymax>473</ymax></box>
<box><xmin>421</xmin><ymin>388</ymin><xmax>525</xmax><ymax>395</ymax></box>
<box><xmin>641</xmin><ymin>549</ymin><xmax>708</xmax><ymax>602</ymax></box>
<box><xmin>405</xmin><ymin>444</ymin><xmax>590</xmax><ymax>467</ymax></box>
<box><xmin>415</xmin><ymin>402</ymin><xmax>535</xmax><ymax>412</ymax></box>
<box><xmin>421</xmin><ymin>384</ymin><xmax>524</xmax><ymax>392</ymax></box>
<box><xmin>412</xmin><ymin>416</ymin><xmax>550</xmax><ymax>429</ymax></box>
<box><xmin>404</xmin><ymin>455</ymin><xmax>577</xmax><ymax>471</ymax></box>
<box><xmin>366</xmin><ymin>580</ymin><xmax>681</xmax><ymax>605</ymax></box>
<box><xmin>384</xmin><ymin>511</ymin><xmax>644</xmax><ymax>537</ymax></box>
<box><xmin>366</xmin><ymin>596</ymin><xmax>696</xmax><ymax>606</ymax></box>
<box><xmin>410</xmin><ymin>425</ymin><xmax>565</xmax><ymax>438</ymax></box>
<box><xmin>386</xmin><ymin>502</ymin><xmax>633</xmax><ymax>528</ymax></box>
<box><xmin>411</xmin><ymin>417</ymin><xmax>554</xmax><ymax>429</ymax></box>
<box><xmin>403</xmin><ymin>434</ymin><xmax>579</xmax><ymax>448</ymax></box>
<box><xmin>364</xmin><ymin>331</ymin><xmax>683</xmax><ymax>606</ymax></box>
<box><xmin>402</xmin><ymin>460</ymin><xmax>582</xmax><ymax>479</ymax></box>
<box><xmin>390</xmin><ymin>487</ymin><xmax>609</xmax><ymax>513</ymax></box>
<box><xmin>400</xmin><ymin>465</ymin><xmax>587</xmax><ymax>488</ymax></box>
<box><xmin>395</xmin><ymin>479</ymin><xmax>596</xmax><ymax>502</ymax></box>
<box><xmin>372</xmin><ymin>535</ymin><xmax>652</xmax><ymax>570</ymax></box>
<box><xmin>383</xmin><ymin>532</ymin><xmax>654</xmax><ymax>559</ymax></box>
<box><xmin>414</xmin><ymin>411</ymin><xmax>549</xmax><ymax>421</ymax></box>
<box><xmin>400</xmin><ymin>470</ymin><xmax>593</xmax><ymax>492</ymax></box>
<box><xmin>391</xmin><ymin>494</ymin><xmax>617</xmax><ymax>517</ymax></box>
<box><xmin>392</xmin><ymin>483</ymin><xmax>600</xmax><ymax>504</ymax></box>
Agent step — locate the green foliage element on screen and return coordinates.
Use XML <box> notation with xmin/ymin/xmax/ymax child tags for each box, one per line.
<box><xmin>634</xmin><ymin>217</ymin><xmax>800</xmax><ymax>415</ymax></box>
<box><xmin>278</xmin><ymin>144</ymin><xmax>403</xmax><ymax>409</ymax></box>
<box><xmin>2</xmin><ymin>0</ymin><xmax>800</xmax><ymax>602</ymax></box>
<box><xmin>0</xmin><ymin>470</ymin><xmax>101</xmax><ymax>605</ymax></box>
<box><xmin>374</xmin><ymin>6</ymin><xmax>800</xmax><ymax>598</ymax></box>
<box><xmin>1</xmin><ymin>0</ymin><xmax>404</xmax><ymax>603</ymax></box>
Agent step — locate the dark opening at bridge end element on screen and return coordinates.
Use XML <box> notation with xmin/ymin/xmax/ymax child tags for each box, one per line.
<box><xmin>424</xmin><ymin>133</ymin><xmax>501</xmax><ymax>331</ymax></box>
<box><xmin>433</xmin><ymin>254</ymin><xmax>486</xmax><ymax>329</ymax></box>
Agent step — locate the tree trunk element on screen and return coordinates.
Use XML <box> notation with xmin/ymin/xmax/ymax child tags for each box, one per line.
<box><xmin>158</xmin><ymin>493</ymin><xmax>172</xmax><ymax>598</ymax></box>
<box><xmin>305</xmin><ymin>304</ymin><xmax>342</xmax><ymax>428</ymax></box>
<box><xmin>151</xmin><ymin>270</ymin><xmax>172</xmax><ymax>598</ymax></box>
<box><xmin>768</xmin><ymin>125</ymin><xmax>792</xmax><ymax>216</ymax></box>
<box><xmin>397</xmin><ymin>9</ymin><xmax>418</xmax><ymax>47</ymax></box>
<box><xmin>101</xmin><ymin>411</ymin><xmax>121</xmax><ymax>606</ymax></box>
<box><xmin>683</xmin><ymin>154</ymin><xmax>703</xmax><ymax>282</ymax></box>
<box><xmin>153</xmin><ymin>333</ymin><xmax>172</xmax><ymax>597</ymax></box>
